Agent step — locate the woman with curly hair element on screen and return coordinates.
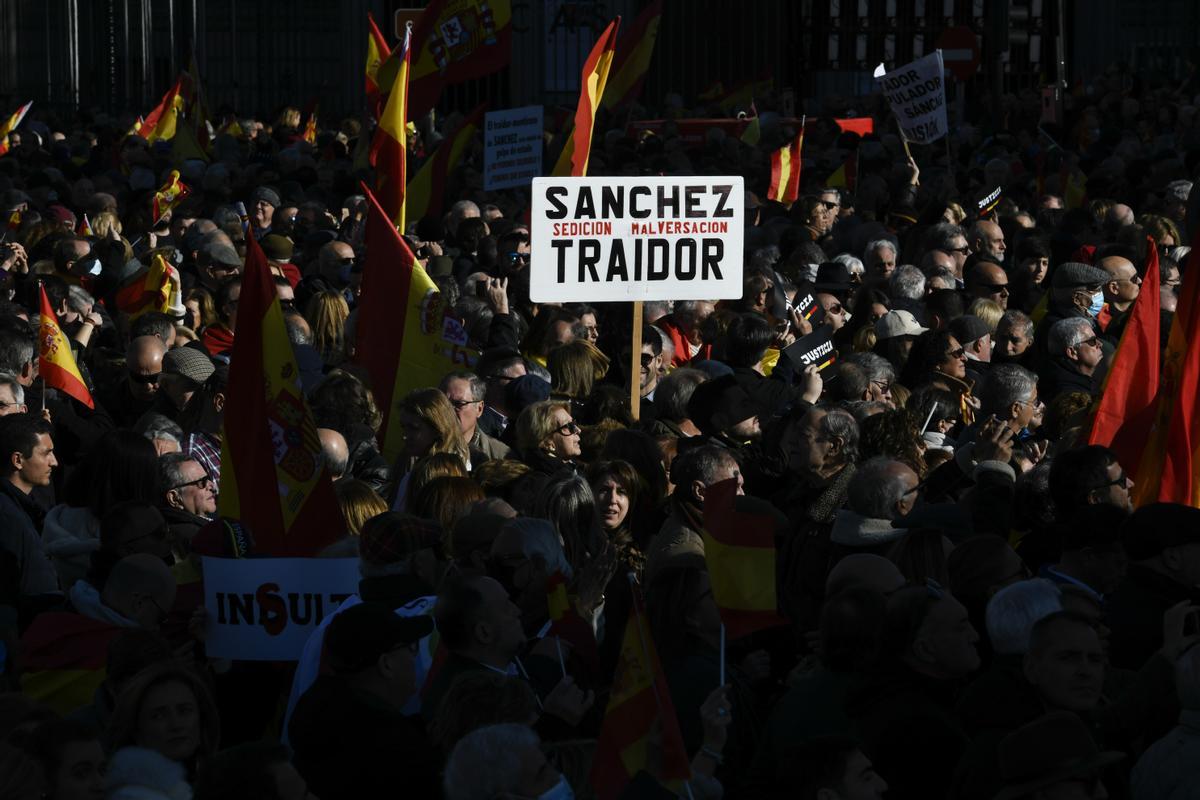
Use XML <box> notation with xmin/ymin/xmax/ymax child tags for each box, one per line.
<box><xmin>859</xmin><ymin>407</ymin><xmax>928</xmax><ymax>477</ymax></box>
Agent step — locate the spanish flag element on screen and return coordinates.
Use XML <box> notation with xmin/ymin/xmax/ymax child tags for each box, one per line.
<box><xmin>217</xmin><ymin>234</ymin><xmax>344</xmax><ymax>555</ymax></box>
<box><xmin>151</xmin><ymin>170</ymin><xmax>190</xmax><ymax>225</ymax></box>
<box><xmin>365</xmin><ymin>11</ymin><xmax>393</xmax><ymax>116</ymax></box>
<box><xmin>38</xmin><ymin>284</ymin><xmax>94</xmax><ymax>409</ymax></box>
<box><xmin>0</xmin><ymin>100</ymin><xmax>32</xmax><ymax>156</ymax></box>
<box><xmin>19</xmin><ymin>612</ymin><xmax>121</xmax><ymax>715</ymax></box>
<box><xmin>600</xmin><ymin>0</ymin><xmax>661</xmax><ymax>112</ymax></box>
<box><xmin>114</xmin><ymin>254</ymin><xmax>173</xmax><ymax>321</ymax></box>
<box><xmin>590</xmin><ymin>580</ymin><xmax>691</xmax><ymax>800</ymax></box>
<box><xmin>7</xmin><ymin>208</ymin><xmax>21</xmax><ymax>231</ymax></box>
<box><xmin>1133</xmin><ymin>227</ymin><xmax>1200</xmax><ymax>506</ymax></box>
<box><xmin>354</xmin><ymin>184</ymin><xmax>478</xmax><ymax>462</ymax></box>
<box><xmin>702</xmin><ymin>477</ymin><xmax>786</xmax><ymax>639</ymax></box>
<box><xmin>545</xmin><ymin>571</ymin><xmax>598</xmax><ymax>669</ymax></box>
<box><xmin>768</xmin><ymin>125</ymin><xmax>804</xmax><ymax>205</ymax></box>
<box><xmin>1088</xmin><ymin>238</ymin><xmax>1160</xmax><ymax>487</ymax></box>
<box><xmin>76</xmin><ymin>214</ymin><xmax>93</xmax><ymax>237</ymax></box>
<box><xmin>142</xmin><ymin>77</ymin><xmax>186</xmax><ymax>144</ymax></box>
<box><xmin>826</xmin><ymin>150</ymin><xmax>858</xmax><ymax>192</ymax></box>
<box><xmin>406</xmin><ymin>104</ymin><xmax>484</xmax><ymax>223</ymax></box>
<box><xmin>372</xmin><ymin>22</ymin><xmax>412</xmax><ymax>230</ymax></box>
<box><xmin>301</xmin><ymin>104</ymin><xmax>318</xmax><ymax>145</ymax></box>
<box><xmin>406</xmin><ymin>0</ymin><xmax>513</xmax><ymax>120</ymax></box>
<box><xmin>568</xmin><ymin>17</ymin><xmax>620</xmax><ymax>177</ymax></box>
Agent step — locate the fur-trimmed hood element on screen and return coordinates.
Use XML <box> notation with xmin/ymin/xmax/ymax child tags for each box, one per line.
<box><xmin>829</xmin><ymin>509</ymin><xmax>906</xmax><ymax>548</ymax></box>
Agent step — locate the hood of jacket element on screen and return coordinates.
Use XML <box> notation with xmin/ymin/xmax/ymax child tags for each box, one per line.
<box><xmin>829</xmin><ymin>509</ymin><xmax>906</xmax><ymax>548</ymax></box>
<box><xmin>104</xmin><ymin>747</ymin><xmax>191</xmax><ymax>800</ymax></box>
<box><xmin>43</xmin><ymin>504</ymin><xmax>101</xmax><ymax>557</ymax></box>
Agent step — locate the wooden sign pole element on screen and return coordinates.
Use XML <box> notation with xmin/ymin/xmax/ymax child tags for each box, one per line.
<box><xmin>630</xmin><ymin>300</ymin><xmax>643</xmax><ymax>421</ymax></box>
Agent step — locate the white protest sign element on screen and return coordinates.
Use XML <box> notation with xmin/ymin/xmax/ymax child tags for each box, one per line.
<box><xmin>202</xmin><ymin>557</ymin><xmax>360</xmax><ymax>661</ymax></box>
<box><xmin>529</xmin><ymin>176</ymin><xmax>745</xmax><ymax>302</ymax></box>
<box><xmin>876</xmin><ymin>51</ymin><xmax>948</xmax><ymax>143</ymax></box>
<box><xmin>484</xmin><ymin>106</ymin><xmax>544</xmax><ymax>191</ymax></box>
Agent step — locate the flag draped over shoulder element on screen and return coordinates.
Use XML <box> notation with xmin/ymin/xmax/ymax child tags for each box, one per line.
<box><xmin>1134</xmin><ymin>227</ymin><xmax>1200</xmax><ymax>506</ymax></box>
<box><xmin>406</xmin><ymin>104</ymin><xmax>484</xmax><ymax>222</ymax></box>
<box><xmin>590</xmin><ymin>581</ymin><xmax>691</xmax><ymax>800</ymax></box>
<box><xmin>217</xmin><ymin>234</ymin><xmax>344</xmax><ymax>556</ymax></box>
<box><xmin>38</xmin><ymin>285</ymin><xmax>93</xmax><ymax>409</ymax></box>
<box><xmin>152</xmin><ymin>170</ymin><xmax>190</xmax><ymax>225</ymax></box>
<box><xmin>600</xmin><ymin>0</ymin><xmax>661</xmax><ymax>112</ymax></box>
<box><xmin>568</xmin><ymin>17</ymin><xmax>620</xmax><ymax>177</ymax></box>
<box><xmin>1088</xmin><ymin>238</ymin><xmax>1160</xmax><ymax>484</ymax></box>
<box><xmin>373</xmin><ymin>23</ymin><xmax>412</xmax><ymax>230</ymax></box>
<box><xmin>0</xmin><ymin>101</ymin><xmax>32</xmax><ymax>156</ymax></box>
<box><xmin>702</xmin><ymin>477</ymin><xmax>786</xmax><ymax>639</ymax></box>
<box><xmin>114</xmin><ymin>254</ymin><xmax>173</xmax><ymax>321</ymax></box>
<box><xmin>354</xmin><ymin>184</ymin><xmax>478</xmax><ymax>461</ymax></box>
<box><xmin>768</xmin><ymin>126</ymin><xmax>804</xmax><ymax>205</ymax></box>
<box><xmin>407</xmin><ymin>0</ymin><xmax>513</xmax><ymax>120</ymax></box>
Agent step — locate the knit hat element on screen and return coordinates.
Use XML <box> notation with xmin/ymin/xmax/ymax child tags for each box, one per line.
<box><xmin>359</xmin><ymin>515</ymin><xmax>440</xmax><ymax>566</ymax></box>
<box><xmin>249</xmin><ymin>186</ymin><xmax>281</xmax><ymax>209</ymax></box>
<box><xmin>1051</xmin><ymin>261</ymin><xmax>1110</xmax><ymax>289</ymax></box>
<box><xmin>162</xmin><ymin>345</ymin><xmax>216</xmax><ymax>386</ymax></box>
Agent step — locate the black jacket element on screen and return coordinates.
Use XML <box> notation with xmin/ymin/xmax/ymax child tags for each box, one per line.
<box><xmin>290</xmin><ymin>675</ymin><xmax>441</xmax><ymax>800</ymax></box>
<box><xmin>1106</xmin><ymin>563</ymin><xmax>1200</xmax><ymax>670</ymax></box>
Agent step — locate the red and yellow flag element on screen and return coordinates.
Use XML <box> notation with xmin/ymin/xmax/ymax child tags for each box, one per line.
<box><xmin>1088</xmin><ymin>238</ymin><xmax>1160</xmax><ymax>486</ymax></box>
<box><xmin>142</xmin><ymin>78</ymin><xmax>186</xmax><ymax>144</ymax></box>
<box><xmin>568</xmin><ymin>17</ymin><xmax>620</xmax><ymax>177</ymax></box>
<box><xmin>590</xmin><ymin>581</ymin><xmax>691</xmax><ymax>800</ymax></box>
<box><xmin>152</xmin><ymin>170</ymin><xmax>190</xmax><ymax>225</ymax></box>
<box><xmin>366</xmin><ymin>11</ymin><xmax>393</xmax><ymax>116</ymax></box>
<box><xmin>7</xmin><ymin>208</ymin><xmax>21</xmax><ymax>231</ymax></box>
<box><xmin>407</xmin><ymin>0</ymin><xmax>513</xmax><ymax>120</ymax></box>
<box><xmin>75</xmin><ymin>214</ymin><xmax>93</xmax><ymax>237</ymax></box>
<box><xmin>217</xmin><ymin>234</ymin><xmax>344</xmax><ymax>555</ymax></box>
<box><xmin>768</xmin><ymin>125</ymin><xmax>804</xmax><ymax>205</ymax></box>
<box><xmin>406</xmin><ymin>104</ymin><xmax>484</xmax><ymax>223</ymax></box>
<box><xmin>600</xmin><ymin>0</ymin><xmax>661</xmax><ymax>112</ymax></box>
<box><xmin>20</xmin><ymin>612</ymin><xmax>121</xmax><ymax>715</ymax></box>
<box><xmin>354</xmin><ymin>184</ymin><xmax>478</xmax><ymax>462</ymax></box>
<box><xmin>114</xmin><ymin>254</ymin><xmax>173</xmax><ymax>321</ymax></box>
<box><xmin>38</xmin><ymin>284</ymin><xmax>93</xmax><ymax>409</ymax></box>
<box><xmin>826</xmin><ymin>150</ymin><xmax>858</xmax><ymax>192</ymax></box>
<box><xmin>372</xmin><ymin>22</ymin><xmax>412</xmax><ymax>230</ymax></box>
<box><xmin>0</xmin><ymin>101</ymin><xmax>32</xmax><ymax>156</ymax></box>
<box><xmin>702</xmin><ymin>477</ymin><xmax>786</xmax><ymax>639</ymax></box>
<box><xmin>301</xmin><ymin>104</ymin><xmax>318</xmax><ymax>145</ymax></box>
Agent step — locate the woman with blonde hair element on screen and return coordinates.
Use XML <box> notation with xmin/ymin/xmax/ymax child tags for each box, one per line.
<box><xmin>305</xmin><ymin>290</ymin><xmax>350</xmax><ymax>367</ymax></box>
<box><xmin>91</xmin><ymin>210</ymin><xmax>123</xmax><ymax>239</ymax></box>
<box><xmin>1139</xmin><ymin>213</ymin><xmax>1183</xmax><ymax>249</ymax></box>
<box><xmin>184</xmin><ymin>287</ymin><xmax>218</xmax><ymax>331</ymax></box>
<box><xmin>966</xmin><ymin>298</ymin><xmax>1004</xmax><ymax>333</ymax></box>
<box><xmin>516</xmin><ymin>399</ymin><xmax>582</xmax><ymax>475</ymax></box>
<box><xmin>334</xmin><ymin>478</ymin><xmax>389</xmax><ymax>536</ymax></box>
<box><xmin>391</xmin><ymin>389</ymin><xmax>468</xmax><ymax>508</ymax></box>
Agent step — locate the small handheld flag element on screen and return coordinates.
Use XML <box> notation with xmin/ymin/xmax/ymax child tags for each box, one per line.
<box><xmin>37</xmin><ymin>284</ymin><xmax>94</xmax><ymax>409</ymax></box>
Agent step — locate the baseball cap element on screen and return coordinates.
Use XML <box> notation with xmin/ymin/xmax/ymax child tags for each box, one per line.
<box><xmin>325</xmin><ymin>602</ymin><xmax>433</xmax><ymax>675</ymax></box>
<box><xmin>874</xmin><ymin>309</ymin><xmax>928</xmax><ymax>340</ymax></box>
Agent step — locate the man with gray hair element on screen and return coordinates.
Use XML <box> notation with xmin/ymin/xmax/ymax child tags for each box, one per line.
<box><xmin>863</xmin><ymin>238</ymin><xmax>898</xmax><ymax>284</ymax></box>
<box><xmin>440</xmin><ymin>370</ymin><xmax>510</xmax><ymax>465</ymax></box>
<box><xmin>924</xmin><ymin>222</ymin><xmax>970</xmax><ymax>279</ymax></box>
<box><xmin>978</xmin><ymin>364</ymin><xmax>1039</xmax><ymax>436</ymax></box>
<box><xmin>1162</xmin><ymin>178</ymin><xmax>1192</xmax><ymax>224</ymax></box>
<box><xmin>830</xmin><ymin>457</ymin><xmax>918</xmax><ymax>557</ymax></box>
<box><xmin>970</xmin><ymin>219</ymin><xmax>1007</xmax><ymax>262</ymax></box>
<box><xmin>0</xmin><ymin>371</ymin><xmax>26</xmax><ymax>416</ymax></box>
<box><xmin>158</xmin><ymin>452</ymin><xmax>216</xmax><ymax>547</ymax></box>
<box><xmin>1042</xmin><ymin>317</ymin><xmax>1102</xmax><ymax>401</ymax></box>
<box><xmin>838</xmin><ymin>352</ymin><xmax>896</xmax><ymax>407</ymax></box>
<box><xmin>444</xmin><ymin>724</ymin><xmax>569</xmax><ymax>800</ymax></box>
<box><xmin>995</xmin><ymin>309</ymin><xmax>1035</xmax><ymax>366</ymax></box>
<box><xmin>888</xmin><ymin>263</ymin><xmax>926</xmax><ymax>302</ymax></box>
<box><xmin>985</xmin><ymin>578</ymin><xmax>1064</xmax><ymax>656</ymax></box>
<box><xmin>651</xmin><ymin>367</ymin><xmax>707</xmax><ymax>438</ymax></box>
<box><xmin>656</xmin><ymin>299</ymin><xmax>716</xmax><ymax>367</ymax></box>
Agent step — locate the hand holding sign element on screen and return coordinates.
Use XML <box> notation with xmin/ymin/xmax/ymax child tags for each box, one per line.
<box><xmin>783</xmin><ymin>325</ymin><xmax>838</xmax><ymax>374</ymax></box>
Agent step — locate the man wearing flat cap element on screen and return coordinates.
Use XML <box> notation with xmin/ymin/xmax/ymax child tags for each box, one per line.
<box><xmin>1033</xmin><ymin>261</ymin><xmax>1111</xmax><ymax>367</ymax></box>
<box><xmin>948</xmin><ymin>314</ymin><xmax>993</xmax><ymax>386</ymax></box>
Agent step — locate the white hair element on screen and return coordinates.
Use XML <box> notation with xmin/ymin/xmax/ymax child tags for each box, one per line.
<box><xmin>985</xmin><ymin>578</ymin><xmax>1063</xmax><ymax>655</ymax></box>
<box><xmin>833</xmin><ymin>253</ymin><xmax>865</xmax><ymax>276</ymax></box>
<box><xmin>0</xmin><ymin>372</ymin><xmax>24</xmax><ymax>406</ymax></box>
<box><xmin>1047</xmin><ymin>317</ymin><xmax>1094</xmax><ymax>355</ymax></box>
<box><xmin>444</xmin><ymin>724</ymin><xmax>541</xmax><ymax>800</ymax></box>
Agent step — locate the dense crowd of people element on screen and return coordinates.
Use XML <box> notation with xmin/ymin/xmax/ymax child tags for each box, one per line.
<box><xmin>1</xmin><ymin>52</ymin><xmax>1200</xmax><ymax>800</ymax></box>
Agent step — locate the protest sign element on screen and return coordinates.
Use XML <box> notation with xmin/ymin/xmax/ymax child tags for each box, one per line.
<box><xmin>202</xmin><ymin>557</ymin><xmax>360</xmax><ymax>661</ymax></box>
<box><xmin>875</xmin><ymin>51</ymin><xmax>948</xmax><ymax>144</ymax></box>
<box><xmin>792</xmin><ymin>288</ymin><xmax>826</xmax><ymax>327</ymax></box>
<box><xmin>484</xmin><ymin>105</ymin><xmax>544</xmax><ymax>191</ymax></box>
<box><xmin>784</xmin><ymin>325</ymin><xmax>838</xmax><ymax>371</ymax></box>
<box><xmin>977</xmin><ymin>185</ymin><xmax>1003</xmax><ymax>218</ymax></box>
<box><xmin>529</xmin><ymin>176</ymin><xmax>745</xmax><ymax>302</ymax></box>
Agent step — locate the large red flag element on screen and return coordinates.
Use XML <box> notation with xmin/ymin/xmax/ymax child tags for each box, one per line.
<box><xmin>217</xmin><ymin>234</ymin><xmax>344</xmax><ymax>555</ymax></box>
<box><xmin>768</xmin><ymin>125</ymin><xmax>804</xmax><ymax>205</ymax></box>
<box><xmin>570</xmin><ymin>17</ymin><xmax>621</xmax><ymax>177</ymax></box>
<box><xmin>372</xmin><ymin>22</ymin><xmax>412</xmax><ymax>229</ymax></box>
<box><xmin>1088</xmin><ymin>239</ymin><xmax>1160</xmax><ymax>483</ymax></box>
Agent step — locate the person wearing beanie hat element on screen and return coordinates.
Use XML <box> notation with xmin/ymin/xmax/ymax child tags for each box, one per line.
<box><xmin>288</xmin><ymin>601</ymin><xmax>440</xmax><ymax>800</ymax></box>
<box><xmin>249</xmin><ymin>186</ymin><xmax>280</xmax><ymax>238</ymax></box>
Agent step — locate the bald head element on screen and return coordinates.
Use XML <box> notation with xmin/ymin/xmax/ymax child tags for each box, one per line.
<box><xmin>318</xmin><ymin>241</ymin><xmax>355</xmax><ymax>286</ymax></box>
<box><xmin>318</xmin><ymin>428</ymin><xmax>349</xmax><ymax>480</ymax></box>
<box><xmin>126</xmin><ymin>336</ymin><xmax>167</xmax><ymax>399</ymax></box>
<box><xmin>967</xmin><ymin>260</ymin><xmax>1010</xmax><ymax>309</ymax></box>
<box><xmin>1105</xmin><ymin>203</ymin><xmax>1134</xmax><ymax>230</ymax></box>
<box><xmin>1098</xmin><ymin>255</ymin><xmax>1140</xmax><ymax>308</ymax></box>
<box><xmin>826</xmin><ymin>554</ymin><xmax>906</xmax><ymax>597</ymax></box>
<box><xmin>970</xmin><ymin>220</ymin><xmax>1006</xmax><ymax>261</ymax></box>
<box><xmin>101</xmin><ymin>554</ymin><xmax>177</xmax><ymax>630</ymax></box>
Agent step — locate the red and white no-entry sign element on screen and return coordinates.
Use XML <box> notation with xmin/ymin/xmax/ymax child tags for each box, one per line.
<box><xmin>936</xmin><ymin>26</ymin><xmax>980</xmax><ymax>81</ymax></box>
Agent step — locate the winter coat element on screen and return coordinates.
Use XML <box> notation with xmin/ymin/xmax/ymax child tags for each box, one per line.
<box><xmin>104</xmin><ymin>747</ymin><xmax>191</xmax><ymax>800</ymax></box>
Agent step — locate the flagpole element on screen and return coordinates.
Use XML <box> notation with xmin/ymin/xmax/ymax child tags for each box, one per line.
<box><xmin>718</xmin><ymin>623</ymin><xmax>725</xmax><ymax>689</ymax></box>
<box><xmin>630</xmin><ymin>301</ymin><xmax>643</xmax><ymax>421</ymax></box>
